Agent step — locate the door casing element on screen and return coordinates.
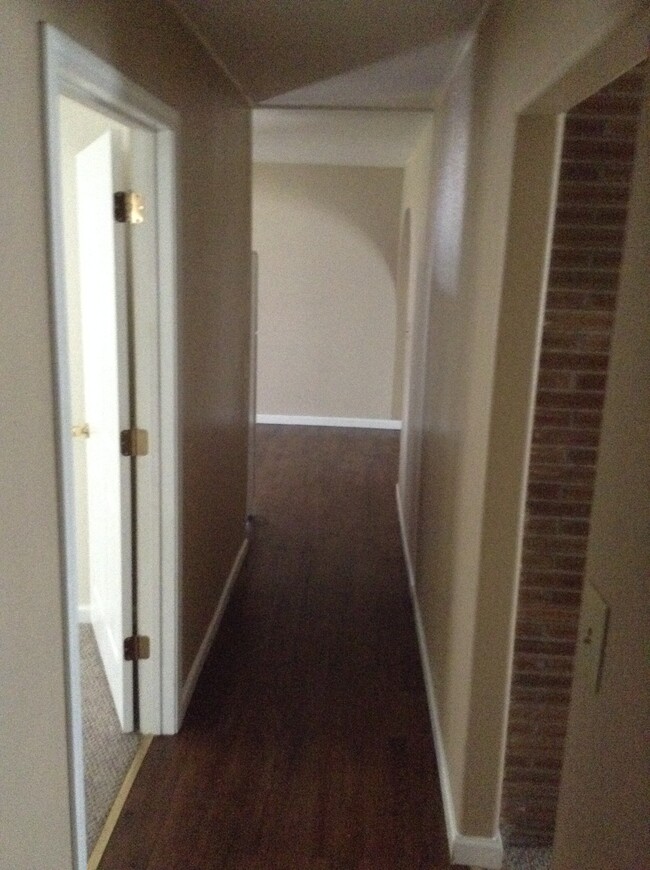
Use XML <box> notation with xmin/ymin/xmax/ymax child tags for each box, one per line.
<box><xmin>42</xmin><ymin>24</ymin><xmax>181</xmax><ymax>869</ymax></box>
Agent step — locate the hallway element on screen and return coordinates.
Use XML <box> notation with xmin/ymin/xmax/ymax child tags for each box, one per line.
<box><xmin>100</xmin><ymin>426</ymin><xmax>448</xmax><ymax>868</ymax></box>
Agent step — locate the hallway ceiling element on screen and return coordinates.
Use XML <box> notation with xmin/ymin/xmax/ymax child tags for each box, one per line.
<box><xmin>253</xmin><ymin>108</ymin><xmax>433</xmax><ymax>166</ymax></box>
<box><xmin>168</xmin><ymin>0</ymin><xmax>489</xmax><ymax>109</ymax></box>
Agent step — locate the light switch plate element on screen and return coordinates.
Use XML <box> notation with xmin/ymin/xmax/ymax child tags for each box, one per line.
<box><xmin>576</xmin><ymin>581</ymin><xmax>609</xmax><ymax>693</ymax></box>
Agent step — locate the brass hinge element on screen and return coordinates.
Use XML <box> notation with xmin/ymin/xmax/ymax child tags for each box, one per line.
<box><xmin>114</xmin><ymin>191</ymin><xmax>144</xmax><ymax>225</ymax></box>
<box><xmin>124</xmin><ymin>635</ymin><xmax>151</xmax><ymax>662</ymax></box>
<box><xmin>120</xmin><ymin>428</ymin><xmax>149</xmax><ymax>457</ymax></box>
<box><xmin>72</xmin><ymin>423</ymin><xmax>90</xmax><ymax>439</ymax></box>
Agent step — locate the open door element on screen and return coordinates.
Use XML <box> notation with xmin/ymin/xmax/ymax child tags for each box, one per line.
<box><xmin>76</xmin><ymin>130</ymin><xmax>134</xmax><ymax>732</ymax></box>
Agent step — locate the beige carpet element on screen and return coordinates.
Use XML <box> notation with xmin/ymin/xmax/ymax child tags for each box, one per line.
<box><xmin>505</xmin><ymin>846</ymin><xmax>552</xmax><ymax>869</ymax></box>
<box><xmin>79</xmin><ymin>625</ymin><xmax>141</xmax><ymax>855</ymax></box>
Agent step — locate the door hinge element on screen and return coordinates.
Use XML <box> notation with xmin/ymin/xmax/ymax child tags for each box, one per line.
<box><xmin>120</xmin><ymin>428</ymin><xmax>149</xmax><ymax>457</ymax></box>
<box><xmin>124</xmin><ymin>635</ymin><xmax>151</xmax><ymax>662</ymax></box>
<box><xmin>114</xmin><ymin>191</ymin><xmax>144</xmax><ymax>225</ymax></box>
<box><xmin>71</xmin><ymin>423</ymin><xmax>90</xmax><ymax>439</ymax></box>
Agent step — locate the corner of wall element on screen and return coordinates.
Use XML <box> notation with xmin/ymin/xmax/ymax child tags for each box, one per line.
<box><xmin>408</xmin><ymin>578</ymin><xmax>504</xmax><ymax>869</ymax></box>
<box><xmin>180</xmin><ymin>537</ymin><xmax>249</xmax><ymax>724</ymax></box>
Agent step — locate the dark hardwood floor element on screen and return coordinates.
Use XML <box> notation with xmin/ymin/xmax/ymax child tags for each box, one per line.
<box><xmin>100</xmin><ymin>425</ymin><xmax>455</xmax><ymax>869</ymax></box>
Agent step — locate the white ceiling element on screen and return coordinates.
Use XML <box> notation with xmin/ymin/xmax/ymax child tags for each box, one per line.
<box><xmin>168</xmin><ymin>0</ymin><xmax>488</xmax><ymax>167</ymax></box>
<box><xmin>262</xmin><ymin>38</ymin><xmax>471</xmax><ymax>111</ymax></box>
<box><xmin>253</xmin><ymin>109</ymin><xmax>432</xmax><ymax>167</ymax></box>
<box><xmin>168</xmin><ymin>0</ymin><xmax>488</xmax><ymax>109</ymax></box>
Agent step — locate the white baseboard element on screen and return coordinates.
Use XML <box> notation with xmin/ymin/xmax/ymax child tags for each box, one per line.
<box><xmin>256</xmin><ymin>414</ymin><xmax>401</xmax><ymax>430</ymax></box>
<box><xmin>405</xmin><ymin>560</ymin><xmax>504</xmax><ymax>868</ymax></box>
<box><xmin>180</xmin><ymin>537</ymin><xmax>249</xmax><ymax>721</ymax></box>
<box><xmin>396</xmin><ymin>484</ymin><xmax>503</xmax><ymax>866</ymax></box>
<box><xmin>395</xmin><ymin>484</ymin><xmax>415</xmax><ymax>591</ymax></box>
<box><xmin>78</xmin><ymin>603</ymin><xmax>91</xmax><ymax>623</ymax></box>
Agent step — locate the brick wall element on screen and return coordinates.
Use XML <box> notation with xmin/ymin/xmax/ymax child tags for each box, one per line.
<box><xmin>501</xmin><ymin>62</ymin><xmax>646</xmax><ymax>847</ymax></box>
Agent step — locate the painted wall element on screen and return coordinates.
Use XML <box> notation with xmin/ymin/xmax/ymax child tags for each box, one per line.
<box><xmin>252</xmin><ymin>163</ymin><xmax>403</xmax><ymax>420</ymax></box>
<box><xmin>0</xmin><ymin>2</ymin><xmax>250</xmax><ymax>867</ymax></box>
<box><xmin>552</xmin><ymin>67</ymin><xmax>649</xmax><ymax>870</ymax></box>
<box><xmin>408</xmin><ymin>0</ymin><xmax>647</xmax><ymax>846</ymax></box>
<box><xmin>397</xmin><ymin>117</ymin><xmax>437</xmax><ymax>564</ymax></box>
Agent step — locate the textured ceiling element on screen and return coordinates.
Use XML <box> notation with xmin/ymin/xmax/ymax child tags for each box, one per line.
<box><xmin>168</xmin><ymin>0</ymin><xmax>488</xmax><ymax>109</ymax></box>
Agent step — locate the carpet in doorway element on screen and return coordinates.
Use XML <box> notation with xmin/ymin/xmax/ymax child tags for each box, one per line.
<box><xmin>79</xmin><ymin>624</ymin><xmax>141</xmax><ymax>855</ymax></box>
<box><xmin>504</xmin><ymin>846</ymin><xmax>552</xmax><ymax>869</ymax></box>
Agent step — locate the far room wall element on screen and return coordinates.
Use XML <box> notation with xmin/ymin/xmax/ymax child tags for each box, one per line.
<box><xmin>252</xmin><ymin>162</ymin><xmax>404</xmax><ymax>422</ymax></box>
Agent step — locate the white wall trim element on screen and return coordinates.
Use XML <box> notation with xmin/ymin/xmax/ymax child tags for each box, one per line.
<box><xmin>400</xmin><ymin>533</ymin><xmax>504</xmax><ymax>868</ymax></box>
<box><xmin>180</xmin><ymin>538</ymin><xmax>249</xmax><ymax>721</ymax></box>
<box><xmin>396</xmin><ymin>478</ymin><xmax>503</xmax><ymax>866</ymax></box>
<box><xmin>395</xmin><ymin>484</ymin><xmax>415</xmax><ymax>591</ymax></box>
<box><xmin>257</xmin><ymin>414</ymin><xmax>401</xmax><ymax>430</ymax></box>
<box><xmin>43</xmin><ymin>23</ymin><xmax>181</xmax><ymax>737</ymax></box>
<box><xmin>78</xmin><ymin>604</ymin><xmax>91</xmax><ymax>624</ymax></box>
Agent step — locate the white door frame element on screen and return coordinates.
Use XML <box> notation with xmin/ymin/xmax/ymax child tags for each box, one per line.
<box><xmin>42</xmin><ymin>24</ymin><xmax>181</xmax><ymax>868</ymax></box>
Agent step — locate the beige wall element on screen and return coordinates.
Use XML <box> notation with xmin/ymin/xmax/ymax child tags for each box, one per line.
<box><xmin>409</xmin><ymin>0</ymin><xmax>647</xmax><ymax>841</ymax></box>
<box><xmin>0</xmin><ymin>2</ymin><xmax>250</xmax><ymax>867</ymax></box>
<box><xmin>397</xmin><ymin>117</ymin><xmax>437</xmax><ymax>562</ymax></box>
<box><xmin>552</xmin><ymin>69</ymin><xmax>649</xmax><ymax>870</ymax></box>
<box><xmin>252</xmin><ymin>163</ymin><xmax>403</xmax><ymax>420</ymax></box>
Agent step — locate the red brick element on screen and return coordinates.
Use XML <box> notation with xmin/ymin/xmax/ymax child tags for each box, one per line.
<box><xmin>558</xmin><ymin>517</ymin><xmax>590</xmax><ymax>536</ymax></box>
<box><xmin>534</xmin><ymin>408</ymin><xmax>572</xmax><ymax>427</ymax></box>
<box><xmin>510</xmin><ymin>685</ymin><xmax>573</xmax><ymax>705</ymax></box>
<box><xmin>526</xmin><ymin>482</ymin><xmax>562</xmax><ymax>500</ymax></box>
<box><xmin>563</xmin><ymin>116</ymin><xmax>638</xmax><ymax>140</ymax></box>
<box><xmin>505</xmin><ymin>62</ymin><xmax>643</xmax><ymax>848</ymax></box>
<box><xmin>536</xmin><ymin>390</ymin><xmax>605</xmax><ymax>410</ymax></box>
<box><xmin>529</xmin><ymin>445</ymin><xmax>566</xmax><ymax>464</ymax></box>
<box><xmin>539</xmin><ymin>350</ymin><xmax>608</xmax><ymax>370</ymax></box>
<box><xmin>523</xmin><ymin>534</ymin><xmax>588</xmax><ymax>553</ymax></box>
<box><xmin>566</xmin><ymin>446</ymin><xmax>598</xmax><ymax>464</ymax></box>
<box><xmin>520</xmin><ymin>570</ymin><xmax>584</xmax><ymax>589</ymax></box>
<box><xmin>507</xmin><ymin>733</ymin><xmax>568</xmax><ymax>755</ymax></box>
<box><xmin>527</xmin><ymin>464</ymin><xmax>595</xmax><ymax>484</ymax></box>
<box><xmin>544</xmin><ymin>309</ymin><xmax>614</xmax><ymax>332</ymax></box>
<box><xmin>560</xmin><ymin>160</ymin><xmax>633</xmax><ymax>185</ymax></box>
<box><xmin>532</xmin><ymin>428</ymin><xmax>600</xmax><ymax>447</ymax></box>
<box><xmin>521</xmin><ymin>548</ymin><xmax>588</xmax><ymax>570</ymax></box>
<box><xmin>516</xmin><ymin>608</ymin><xmax>580</xmax><ymax>631</ymax></box>
<box><xmin>575</xmin><ymin>372</ymin><xmax>607</xmax><ymax>391</ymax></box>
<box><xmin>524</xmin><ymin>516</ymin><xmax>558</xmax><ymax>534</ymax></box>
<box><xmin>542</xmin><ymin>330</ymin><xmax>612</xmax><ymax>353</ymax></box>
<box><xmin>545</xmin><ymin>289</ymin><xmax>617</xmax><ymax>311</ymax></box>
<box><xmin>552</xmin><ymin>224</ymin><xmax>626</xmax><ymax>247</ymax></box>
<box><xmin>572</xmin><ymin>409</ymin><xmax>603</xmax><ymax>428</ymax></box>
<box><xmin>519</xmin><ymin>592</ymin><xmax>582</xmax><ymax>614</ymax></box>
<box><xmin>507</xmin><ymin>707</ymin><xmax>570</xmax><ymax>734</ymax></box>
<box><xmin>555</xmin><ymin>203</ymin><xmax>629</xmax><ymax>225</ymax></box>
<box><xmin>514</xmin><ymin>636</ymin><xmax>577</xmax><ymax>657</ymax></box>
<box><xmin>556</xmin><ymin>181</ymin><xmax>630</xmax><ymax>205</ymax></box>
<box><xmin>561</xmin><ymin>138</ymin><xmax>636</xmax><ymax>162</ymax></box>
<box><xmin>536</xmin><ymin>371</ymin><xmax>572</xmax><ymax>391</ymax></box>
<box><xmin>547</xmin><ymin>266</ymin><xmax>621</xmax><ymax>289</ymax></box>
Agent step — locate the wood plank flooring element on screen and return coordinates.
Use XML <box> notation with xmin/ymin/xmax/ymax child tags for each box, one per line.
<box><xmin>100</xmin><ymin>426</ymin><xmax>456</xmax><ymax>869</ymax></box>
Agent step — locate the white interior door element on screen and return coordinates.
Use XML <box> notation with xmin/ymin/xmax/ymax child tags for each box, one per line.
<box><xmin>76</xmin><ymin>130</ymin><xmax>134</xmax><ymax>731</ymax></box>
